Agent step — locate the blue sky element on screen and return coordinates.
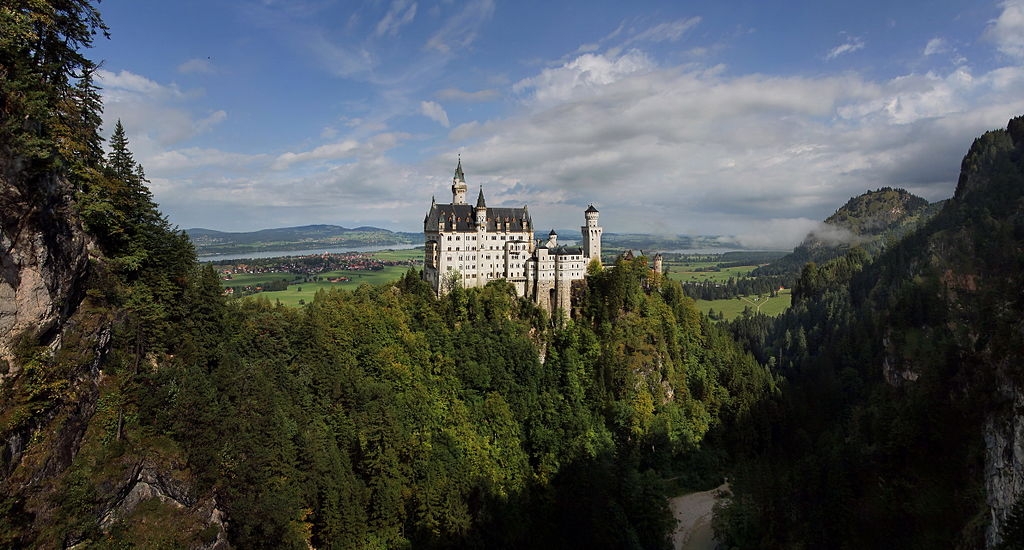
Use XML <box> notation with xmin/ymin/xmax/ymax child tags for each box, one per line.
<box><xmin>89</xmin><ymin>0</ymin><xmax>1024</xmax><ymax>248</ymax></box>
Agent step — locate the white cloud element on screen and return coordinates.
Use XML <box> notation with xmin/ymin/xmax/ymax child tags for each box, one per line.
<box><xmin>439</xmin><ymin>49</ymin><xmax>1024</xmax><ymax>240</ymax></box>
<box><xmin>420</xmin><ymin>100</ymin><xmax>450</xmax><ymax>127</ymax></box>
<box><xmin>376</xmin><ymin>0</ymin><xmax>417</xmax><ymax>37</ymax></box>
<box><xmin>98</xmin><ymin>69</ymin><xmax>182</xmax><ymax>98</ymax></box>
<box><xmin>306</xmin><ymin>30</ymin><xmax>375</xmax><ymax>77</ymax></box>
<box><xmin>732</xmin><ymin>219</ymin><xmax>823</xmax><ymax>250</ymax></box>
<box><xmin>178</xmin><ymin>58</ymin><xmax>215</xmax><ymax>74</ymax></box>
<box><xmin>272</xmin><ymin>132</ymin><xmax>412</xmax><ymax>170</ymax></box>
<box><xmin>436</xmin><ymin>87</ymin><xmax>500</xmax><ymax>102</ymax></box>
<box><xmin>985</xmin><ymin>0</ymin><xmax>1024</xmax><ymax>58</ymax></box>
<box><xmin>826</xmin><ymin>35</ymin><xmax>865</xmax><ymax>60</ymax></box>
<box><xmin>629</xmin><ymin>17</ymin><xmax>701</xmax><ymax>44</ymax></box>
<box><xmin>923</xmin><ymin>37</ymin><xmax>947</xmax><ymax>56</ymax></box>
<box><xmin>96</xmin><ymin>69</ymin><xmax>225</xmax><ymax>151</ymax></box>
<box><xmin>273</xmin><ymin>140</ymin><xmax>361</xmax><ymax>170</ymax></box>
<box><xmin>424</xmin><ymin>0</ymin><xmax>495</xmax><ymax>53</ymax></box>
<box><xmin>512</xmin><ymin>50</ymin><xmax>654</xmax><ymax>103</ymax></box>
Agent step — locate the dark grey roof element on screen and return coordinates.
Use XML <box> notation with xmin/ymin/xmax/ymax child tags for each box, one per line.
<box><xmin>549</xmin><ymin>229</ymin><xmax>557</xmax><ymax>236</ymax></box>
<box><xmin>550</xmin><ymin>245</ymin><xmax>584</xmax><ymax>256</ymax></box>
<box><xmin>424</xmin><ymin>202</ymin><xmax>532</xmax><ymax>233</ymax></box>
<box><xmin>454</xmin><ymin>158</ymin><xmax>465</xmax><ymax>181</ymax></box>
<box><xmin>585</xmin><ymin>204</ymin><xmax>599</xmax><ymax>213</ymax></box>
<box><xmin>476</xmin><ymin>188</ymin><xmax>486</xmax><ymax>208</ymax></box>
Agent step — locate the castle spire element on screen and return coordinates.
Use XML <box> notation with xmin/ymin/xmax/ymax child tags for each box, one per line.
<box><xmin>451</xmin><ymin>155</ymin><xmax>468</xmax><ymax>205</ymax></box>
<box><xmin>455</xmin><ymin>155</ymin><xmax>465</xmax><ymax>182</ymax></box>
<box><xmin>476</xmin><ymin>186</ymin><xmax>486</xmax><ymax>208</ymax></box>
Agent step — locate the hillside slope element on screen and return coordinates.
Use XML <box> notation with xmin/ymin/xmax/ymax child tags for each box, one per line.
<box><xmin>752</xmin><ymin>187</ymin><xmax>936</xmax><ymax>279</ymax></box>
<box><xmin>720</xmin><ymin>116</ymin><xmax>1024</xmax><ymax>548</ymax></box>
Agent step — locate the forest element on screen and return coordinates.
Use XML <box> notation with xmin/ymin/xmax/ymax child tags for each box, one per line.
<box><xmin>1</xmin><ymin>5</ymin><xmax>772</xmax><ymax>548</ymax></box>
<box><xmin>3</xmin><ymin>2</ymin><xmax>1024</xmax><ymax>549</ymax></box>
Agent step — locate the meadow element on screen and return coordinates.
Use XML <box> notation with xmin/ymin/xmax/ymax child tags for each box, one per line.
<box><xmin>222</xmin><ymin>249</ymin><xmax>790</xmax><ymax>317</ymax></box>
<box><xmin>254</xmin><ymin>266</ymin><xmax>414</xmax><ymax>306</ymax></box>
<box><xmin>697</xmin><ymin>289</ymin><xmax>792</xmax><ymax>320</ymax></box>
<box><xmin>662</xmin><ymin>254</ymin><xmax>791</xmax><ymax>320</ymax></box>
<box><xmin>217</xmin><ymin>248</ymin><xmax>421</xmax><ymax>307</ymax></box>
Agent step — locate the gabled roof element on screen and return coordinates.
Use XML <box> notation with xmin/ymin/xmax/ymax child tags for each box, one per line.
<box><xmin>424</xmin><ymin>202</ymin><xmax>532</xmax><ymax>233</ymax></box>
<box><xmin>549</xmin><ymin>244</ymin><xmax>584</xmax><ymax>256</ymax></box>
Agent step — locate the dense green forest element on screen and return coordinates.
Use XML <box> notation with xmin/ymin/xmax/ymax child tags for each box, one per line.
<box><xmin>717</xmin><ymin>117</ymin><xmax>1024</xmax><ymax>549</ymax></box>
<box><xmin>5</xmin><ymin>2</ymin><xmax>1024</xmax><ymax>549</ymax></box>
<box><xmin>0</xmin><ymin>3</ymin><xmax>773</xmax><ymax>547</ymax></box>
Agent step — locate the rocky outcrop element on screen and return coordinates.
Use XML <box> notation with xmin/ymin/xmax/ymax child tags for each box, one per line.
<box><xmin>93</xmin><ymin>456</ymin><xmax>230</xmax><ymax>550</ymax></box>
<box><xmin>984</xmin><ymin>384</ymin><xmax>1024</xmax><ymax>548</ymax></box>
<box><xmin>0</xmin><ymin>161</ymin><xmax>92</xmax><ymax>372</ymax></box>
<box><xmin>1</xmin><ymin>159</ymin><xmax>228</xmax><ymax>547</ymax></box>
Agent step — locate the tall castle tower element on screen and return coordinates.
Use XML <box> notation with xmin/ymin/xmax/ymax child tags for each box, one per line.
<box><xmin>581</xmin><ymin>205</ymin><xmax>603</xmax><ymax>264</ymax></box>
<box><xmin>451</xmin><ymin>157</ymin><xmax>468</xmax><ymax>205</ymax></box>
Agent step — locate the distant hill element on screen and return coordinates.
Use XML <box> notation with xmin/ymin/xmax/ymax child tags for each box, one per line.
<box><xmin>752</xmin><ymin>187</ymin><xmax>940</xmax><ymax>279</ymax></box>
<box><xmin>186</xmin><ymin>224</ymin><xmax>421</xmax><ymax>256</ymax></box>
<box><xmin>189</xmin><ymin>224</ymin><xmax>750</xmax><ymax>258</ymax></box>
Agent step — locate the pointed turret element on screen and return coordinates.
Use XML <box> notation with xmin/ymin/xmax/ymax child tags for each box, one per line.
<box><xmin>451</xmin><ymin>157</ymin><xmax>468</xmax><ymax>205</ymax></box>
<box><xmin>475</xmin><ymin>187</ymin><xmax>487</xmax><ymax>228</ymax></box>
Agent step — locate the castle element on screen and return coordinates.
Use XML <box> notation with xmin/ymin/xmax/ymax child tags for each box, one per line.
<box><xmin>423</xmin><ymin>159</ymin><xmax>602</xmax><ymax>314</ymax></box>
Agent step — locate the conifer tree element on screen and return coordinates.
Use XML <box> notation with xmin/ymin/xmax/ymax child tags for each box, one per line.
<box><xmin>0</xmin><ymin>1</ymin><xmax>108</xmax><ymax>174</ymax></box>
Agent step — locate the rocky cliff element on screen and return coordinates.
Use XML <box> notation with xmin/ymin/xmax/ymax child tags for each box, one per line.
<box><xmin>1</xmin><ymin>157</ymin><xmax>226</xmax><ymax>548</ymax></box>
<box><xmin>0</xmin><ymin>159</ymin><xmax>92</xmax><ymax>371</ymax></box>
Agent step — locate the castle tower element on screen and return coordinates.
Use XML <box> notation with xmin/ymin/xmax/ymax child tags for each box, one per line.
<box><xmin>581</xmin><ymin>205</ymin><xmax>602</xmax><ymax>264</ymax></box>
<box><xmin>476</xmin><ymin>187</ymin><xmax>487</xmax><ymax>228</ymax></box>
<box><xmin>653</xmin><ymin>253</ymin><xmax>663</xmax><ymax>275</ymax></box>
<box><xmin>451</xmin><ymin>157</ymin><xmax>468</xmax><ymax>205</ymax></box>
<box><xmin>546</xmin><ymin>229</ymin><xmax>558</xmax><ymax>248</ymax></box>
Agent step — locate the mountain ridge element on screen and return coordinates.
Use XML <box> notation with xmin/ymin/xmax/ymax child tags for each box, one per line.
<box><xmin>752</xmin><ymin>187</ymin><xmax>939</xmax><ymax>279</ymax></box>
<box><xmin>185</xmin><ymin>224</ymin><xmax>422</xmax><ymax>256</ymax></box>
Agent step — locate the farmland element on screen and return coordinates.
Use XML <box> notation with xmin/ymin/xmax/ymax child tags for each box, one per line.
<box><xmin>661</xmin><ymin>251</ymin><xmax>791</xmax><ymax>320</ymax></box>
<box><xmin>213</xmin><ymin>248</ymin><xmax>422</xmax><ymax>306</ymax></box>
<box><xmin>214</xmin><ymin>247</ymin><xmax>791</xmax><ymax>318</ymax></box>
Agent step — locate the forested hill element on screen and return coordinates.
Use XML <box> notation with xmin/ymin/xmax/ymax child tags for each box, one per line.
<box><xmin>1</xmin><ymin>3</ymin><xmax>774</xmax><ymax>548</ymax></box>
<box><xmin>752</xmin><ymin>187</ymin><xmax>937</xmax><ymax>280</ymax></box>
<box><xmin>720</xmin><ymin>116</ymin><xmax>1024</xmax><ymax>548</ymax></box>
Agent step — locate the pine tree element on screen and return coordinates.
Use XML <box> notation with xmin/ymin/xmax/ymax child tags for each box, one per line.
<box><xmin>0</xmin><ymin>1</ymin><xmax>108</xmax><ymax>174</ymax></box>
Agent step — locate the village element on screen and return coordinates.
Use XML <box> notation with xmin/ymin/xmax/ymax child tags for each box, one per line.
<box><xmin>212</xmin><ymin>250</ymin><xmax>421</xmax><ymax>298</ymax></box>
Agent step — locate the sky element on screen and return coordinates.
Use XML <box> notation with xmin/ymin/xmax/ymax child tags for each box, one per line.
<box><xmin>89</xmin><ymin>0</ymin><xmax>1024</xmax><ymax>248</ymax></box>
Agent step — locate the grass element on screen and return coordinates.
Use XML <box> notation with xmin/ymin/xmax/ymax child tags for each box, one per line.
<box><xmin>663</xmin><ymin>260</ymin><xmax>757</xmax><ymax>284</ymax></box>
<box><xmin>247</xmin><ymin>265</ymin><xmax>412</xmax><ymax>307</ymax></box>
<box><xmin>216</xmin><ymin>248</ymin><xmax>423</xmax><ymax>307</ymax></box>
<box><xmin>371</xmin><ymin>248</ymin><xmax>422</xmax><ymax>262</ymax></box>
<box><xmin>697</xmin><ymin>289</ymin><xmax>792</xmax><ymax>320</ymax></box>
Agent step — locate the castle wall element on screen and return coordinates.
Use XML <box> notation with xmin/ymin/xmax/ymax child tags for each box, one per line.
<box><xmin>423</xmin><ymin>163</ymin><xmax>601</xmax><ymax>316</ymax></box>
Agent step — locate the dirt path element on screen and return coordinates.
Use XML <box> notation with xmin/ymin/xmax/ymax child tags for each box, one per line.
<box><xmin>669</xmin><ymin>483</ymin><xmax>729</xmax><ymax>550</ymax></box>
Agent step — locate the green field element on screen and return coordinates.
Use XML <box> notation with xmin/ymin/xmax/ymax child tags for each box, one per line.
<box><xmin>697</xmin><ymin>289</ymin><xmax>792</xmax><ymax>320</ymax></box>
<box><xmin>216</xmin><ymin>248</ymin><xmax>423</xmax><ymax>307</ymax></box>
<box><xmin>371</xmin><ymin>248</ymin><xmax>422</xmax><ymax>262</ymax></box>
<box><xmin>665</xmin><ymin>262</ymin><xmax>756</xmax><ymax>284</ymax></box>
<box><xmin>244</xmin><ymin>266</ymin><xmax>414</xmax><ymax>306</ymax></box>
<box><xmin>661</xmin><ymin>255</ymin><xmax>791</xmax><ymax>320</ymax></box>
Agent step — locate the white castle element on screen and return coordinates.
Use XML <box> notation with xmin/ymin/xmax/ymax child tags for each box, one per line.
<box><xmin>423</xmin><ymin>159</ymin><xmax>603</xmax><ymax>314</ymax></box>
